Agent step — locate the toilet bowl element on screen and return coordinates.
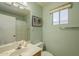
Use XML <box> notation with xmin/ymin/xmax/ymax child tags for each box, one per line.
<box><xmin>35</xmin><ymin>42</ymin><xmax>53</xmax><ymax>56</ymax></box>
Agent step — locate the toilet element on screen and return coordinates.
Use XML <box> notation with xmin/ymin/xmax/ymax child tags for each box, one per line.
<box><xmin>35</xmin><ymin>42</ymin><xmax>53</xmax><ymax>56</ymax></box>
<box><xmin>41</xmin><ymin>51</ymin><xmax>53</xmax><ymax>56</ymax></box>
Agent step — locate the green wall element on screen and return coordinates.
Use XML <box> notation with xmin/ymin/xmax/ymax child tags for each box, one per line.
<box><xmin>27</xmin><ymin>2</ymin><xmax>42</xmax><ymax>44</ymax></box>
<box><xmin>43</xmin><ymin>2</ymin><xmax>79</xmax><ymax>56</ymax></box>
<box><xmin>16</xmin><ymin>17</ymin><xmax>27</xmax><ymax>41</ymax></box>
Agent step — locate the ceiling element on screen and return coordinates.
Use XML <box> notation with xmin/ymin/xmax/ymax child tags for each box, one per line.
<box><xmin>36</xmin><ymin>2</ymin><xmax>53</xmax><ymax>7</ymax></box>
<box><xmin>36</xmin><ymin>2</ymin><xmax>66</xmax><ymax>7</ymax></box>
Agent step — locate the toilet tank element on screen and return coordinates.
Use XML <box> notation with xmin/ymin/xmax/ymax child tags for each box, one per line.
<box><xmin>34</xmin><ymin>42</ymin><xmax>43</xmax><ymax>49</ymax></box>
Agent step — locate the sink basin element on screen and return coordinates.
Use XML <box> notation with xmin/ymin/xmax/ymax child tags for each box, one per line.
<box><xmin>10</xmin><ymin>47</ymin><xmax>27</xmax><ymax>56</ymax></box>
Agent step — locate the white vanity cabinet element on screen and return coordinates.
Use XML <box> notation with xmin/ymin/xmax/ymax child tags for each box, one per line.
<box><xmin>0</xmin><ymin>43</ymin><xmax>42</xmax><ymax>56</ymax></box>
<box><xmin>20</xmin><ymin>43</ymin><xmax>42</xmax><ymax>56</ymax></box>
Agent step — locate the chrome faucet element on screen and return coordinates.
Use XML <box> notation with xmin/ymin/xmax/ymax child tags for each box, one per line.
<box><xmin>16</xmin><ymin>44</ymin><xmax>22</xmax><ymax>49</ymax></box>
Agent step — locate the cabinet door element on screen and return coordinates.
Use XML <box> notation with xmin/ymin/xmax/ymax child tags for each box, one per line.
<box><xmin>0</xmin><ymin>14</ymin><xmax>16</xmax><ymax>45</ymax></box>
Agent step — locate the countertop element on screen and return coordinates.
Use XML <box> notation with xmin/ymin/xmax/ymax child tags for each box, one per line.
<box><xmin>0</xmin><ymin>43</ymin><xmax>42</xmax><ymax>56</ymax></box>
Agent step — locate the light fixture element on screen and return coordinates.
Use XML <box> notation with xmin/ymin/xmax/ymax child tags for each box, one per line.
<box><xmin>13</xmin><ymin>2</ymin><xmax>19</xmax><ymax>7</ymax></box>
<box><xmin>19</xmin><ymin>2</ymin><xmax>28</xmax><ymax>6</ymax></box>
<box><xmin>5</xmin><ymin>2</ymin><xmax>28</xmax><ymax>10</ymax></box>
<box><xmin>5</xmin><ymin>2</ymin><xmax>12</xmax><ymax>5</ymax></box>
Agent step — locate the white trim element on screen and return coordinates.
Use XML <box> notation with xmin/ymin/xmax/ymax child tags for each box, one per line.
<box><xmin>50</xmin><ymin>3</ymin><xmax>72</xmax><ymax>13</ymax></box>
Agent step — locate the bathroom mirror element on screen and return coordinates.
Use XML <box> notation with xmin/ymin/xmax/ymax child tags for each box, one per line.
<box><xmin>0</xmin><ymin>13</ymin><xmax>16</xmax><ymax>45</ymax></box>
<box><xmin>0</xmin><ymin>2</ymin><xmax>31</xmax><ymax>46</ymax></box>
